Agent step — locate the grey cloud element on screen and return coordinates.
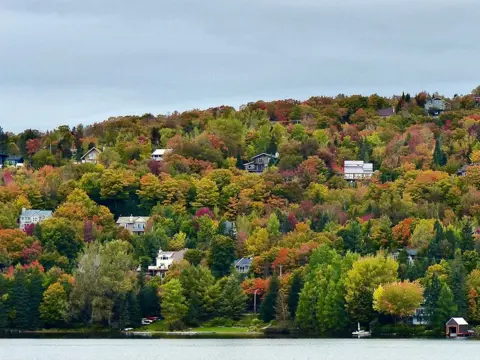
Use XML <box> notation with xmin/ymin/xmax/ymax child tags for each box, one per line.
<box><xmin>0</xmin><ymin>0</ymin><xmax>479</xmax><ymax>132</ymax></box>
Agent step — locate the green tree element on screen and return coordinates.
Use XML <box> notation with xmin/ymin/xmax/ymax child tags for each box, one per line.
<box><xmin>260</xmin><ymin>273</ymin><xmax>280</xmax><ymax>322</ymax></box>
<box><xmin>193</xmin><ymin>178</ymin><xmax>219</xmax><ymax>209</ymax></box>
<box><xmin>428</xmin><ymin>220</ymin><xmax>444</xmax><ymax>261</ymax></box>
<box><xmin>40</xmin><ymin>283</ymin><xmax>68</xmax><ymax>327</ymax></box>
<box><xmin>218</xmin><ymin>275</ymin><xmax>247</xmax><ymax>320</ymax></box>
<box><xmin>41</xmin><ymin>218</ymin><xmax>83</xmax><ymax>268</ymax></box>
<box><xmin>287</xmin><ymin>271</ymin><xmax>303</xmax><ymax>318</ymax></box>
<box><xmin>433</xmin><ymin>137</ymin><xmax>447</xmax><ymax>167</ymax></box>
<box><xmin>460</xmin><ymin>220</ymin><xmax>474</xmax><ymax>252</ymax></box>
<box><xmin>27</xmin><ymin>267</ymin><xmax>45</xmax><ymax>329</ymax></box>
<box><xmin>208</xmin><ymin>235</ymin><xmax>235</xmax><ymax>278</ymax></box>
<box><xmin>69</xmin><ymin>241</ymin><xmax>137</xmax><ymax>327</ymax></box>
<box><xmin>11</xmin><ymin>267</ymin><xmax>30</xmax><ymax>329</ymax></box>
<box><xmin>449</xmin><ymin>252</ymin><xmax>468</xmax><ymax>317</ymax></box>
<box><xmin>345</xmin><ymin>255</ymin><xmax>398</xmax><ymax>324</ymax></box>
<box><xmin>435</xmin><ymin>284</ymin><xmax>458</xmax><ymax>333</ymax></box>
<box><xmin>184</xmin><ymin>249</ymin><xmax>203</xmax><ymax>266</ymax></box>
<box><xmin>179</xmin><ymin>265</ymin><xmax>218</xmax><ymax>324</ymax></box>
<box><xmin>161</xmin><ymin>279</ymin><xmax>188</xmax><ymax>329</ymax></box>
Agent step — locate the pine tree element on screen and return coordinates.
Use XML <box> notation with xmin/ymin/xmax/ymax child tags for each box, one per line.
<box><xmin>287</xmin><ymin>272</ymin><xmax>303</xmax><ymax>318</ymax></box>
<box><xmin>460</xmin><ymin>220</ymin><xmax>474</xmax><ymax>252</ymax></box>
<box><xmin>11</xmin><ymin>268</ymin><xmax>30</xmax><ymax>330</ymax></box>
<box><xmin>260</xmin><ymin>273</ymin><xmax>280</xmax><ymax>322</ymax></box>
<box><xmin>428</xmin><ymin>220</ymin><xmax>444</xmax><ymax>261</ymax></box>
<box><xmin>449</xmin><ymin>252</ymin><xmax>468</xmax><ymax>317</ymax></box>
<box><xmin>433</xmin><ymin>137</ymin><xmax>447</xmax><ymax>167</ymax></box>
<box><xmin>424</xmin><ymin>273</ymin><xmax>442</xmax><ymax>326</ymax></box>
<box><xmin>218</xmin><ymin>275</ymin><xmax>247</xmax><ymax>320</ymax></box>
<box><xmin>28</xmin><ymin>268</ymin><xmax>45</xmax><ymax>330</ymax></box>
<box><xmin>434</xmin><ymin>284</ymin><xmax>457</xmax><ymax>334</ymax></box>
<box><xmin>161</xmin><ymin>279</ymin><xmax>188</xmax><ymax>329</ymax></box>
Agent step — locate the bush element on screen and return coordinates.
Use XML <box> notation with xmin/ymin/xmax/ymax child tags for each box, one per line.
<box><xmin>203</xmin><ymin>317</ymin><xmax>235</xmax><ymax>328</ymax></box>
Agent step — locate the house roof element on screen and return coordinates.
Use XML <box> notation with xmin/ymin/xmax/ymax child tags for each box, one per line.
<box><xmin>172</xmin><ymin>249</ymin><xmax>186</xmax><ymax>262</ymax></box>
<box><xmin>376</xmin><ymin>107</ymin><xmax>395</xmax><ymax>117</ymax></box>
<box><xmin>81</xmin><ymin>147</ymin><xmax>101</xmax><ymax>159</ymax></box>
<box><xmin>448</xmin><ymin>317</ymin><xmax>468</xmax><ymax>325</ymax></box>
<box><xmin>152</xmin><ymin>149</ymin><xmax>172</xmax><ymax>156</ymax></box>
<box><xmin>21</xmin><ymin>209</ymin><xmax>53</xmax><ymax>218</ymax></box>
<box><xmin>235</xmin><ymin>257</ymin><xmax>252</xmax><ymax>268</ymax></box>
<box><xmin>116</xmin><ymin>216</ymin><xmax>150</xmax><ymax>224</ymax></box>
<box><xmin>250</xmin><ymin>153</ymin><xmax>277</xmax><ymax>160</ymax></box>
<box><xmin>6</xmin><ymin>156</ymin><xmax>24</xmax><ymax>162</ymax></box>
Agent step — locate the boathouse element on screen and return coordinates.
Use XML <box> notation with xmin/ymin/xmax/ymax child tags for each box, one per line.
<box><xmin>446</xmin><ymin>317</ymin><xmax>468</xmax><ymax>337</ymax></box>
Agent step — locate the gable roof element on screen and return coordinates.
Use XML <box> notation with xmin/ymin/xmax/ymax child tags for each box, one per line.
<box><xmin>81</xmin><ymin>147</ymin><xmax>101</xmax><ymax>160</ymax></box>
<box><xmin>21</xmin><ymin>209</ymin><xmax>53</xmax><ymax>218</ymax></box>
<box><xmin>116</xmin><ymin>216</ymin><xmax>150</xmax><ymax>224</ymax></box>
<box><xmin>447</xmin><ymin>317</ymin><xmax>468</xmax><ymax>325</ymax></box>
<box><xmin>376</xmin><ymin>107</ymin><xmax>395</xmax><ymax>117</ymax></box>
<box><xmin>235</xmin><ymin>257</ymin><xmax>252</xmax><ymax>268</ymax></box>
<box><xmin>6</xmin><ymin>156</ymin><xmax>24</xmax><ymax>162</ymax></box>
<box><xmin>152</xmin><ymin>149</ymin><xmax>172</xmax><ymax>156</ymax></box>
<box><xmin>250</xmin><ymin>153</ymin><xmax>277</xmax><ymax>160</ymax></box>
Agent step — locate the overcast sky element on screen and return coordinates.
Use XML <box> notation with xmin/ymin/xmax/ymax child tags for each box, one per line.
<box><xmin>1</xmin><ymin>0</ymin><xmax>479</xmax><ymax>133</ymax></box>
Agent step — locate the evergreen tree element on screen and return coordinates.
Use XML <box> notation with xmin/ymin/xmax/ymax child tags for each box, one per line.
<box><xmin>287</xmin><ymin>272</ymin><xmax>303</xmax><ymax>318</ymax></box>
<box><xmin>127</xmin><ymin>291</ymin><xmax>142</xmax><ymax>328</ymax></box>
<box><xmin>218</xmin><ymin>275</ymin><xmax>247</xmax><ymax>320</ymax></box>
<box><xmin>424</xmin><ymin>273</ymin><xmax>442</xmax><ymax>327</ymax></box>
<box><xmin>449</xmin><ymin>252</ymin><xmax>468</xmax><ymax>317</ymax></box>
<box><xmin>358</xmin><ymin>138</ymin><xmax>371</xmax><ymax>163</ymax></box>
<box><xmin>433</xmin><ymin>137</ymin><xmax>447</xmax><ymax>167</ymax></box>
<box><xmin>260</xmin><ymin>273</ymin><xmax>280</xmax><ymax>322</ymax></box>
<box><xmin>428</xmin><ymin>220</ymin><xmax>444</xmax><ymax>261</ymax></box>
<box><xmin>432</xmin><ymin>284</ymin><xmax>457</xmax><ymax>334</ymax></box>
<box><xmin>28</xmin><ymin>268</ymin><xmax>45</xmax><ymax>330</ymax></box>
<box><xmin>138</xmin><ymin>284</ymin><xmax>161</xmax><ymax>318</ymax></box>
<box><xmin>460</xmin><ymin>220</ymin><xmax>474</xmax><ymax>252</ymax></box>
<box><xmin>338</xmin><ymin>221</ymin><xmax>363</xmax><ymax>253</ymax></box>
<box><xmin>0</xmin><ymin>275</ymin><xmax>8</xmax><ymax>329</ymax></box>
<box><xmin>11</xmin><ymin>268</ymin><xmax>30</xmax><ymax>330</ymax></box>
<box><xmin>208</xmin><ymin>235</ymin><xmax>236</xmax><ymax>278</ymax></box>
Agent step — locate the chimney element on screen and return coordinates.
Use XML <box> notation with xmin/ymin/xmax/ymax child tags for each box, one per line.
<box><xmin>22</xmin><ymin>207</ymin><xmax>26</xmax><ymax>214</ymax></box>
<box><xmin>130</xmin><ymin>215</ymin><xmax>134</xmax><ymax>223</ymax></box>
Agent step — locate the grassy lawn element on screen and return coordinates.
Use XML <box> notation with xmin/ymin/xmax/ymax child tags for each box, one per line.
<box><xmin>136</xmin><ymin>320</ymin><xmax>168</xmax><ymax>332</ymax></box>
<box><xmin>193</xmin><ymin>327</ymin><xmax>250</xmax><ymax>333</ymax></box>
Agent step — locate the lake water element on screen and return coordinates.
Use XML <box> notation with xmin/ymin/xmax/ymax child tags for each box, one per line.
<box><xmin>1</xmin><ymin>338</ymin><xmax>479</xmax><ymax>360</ymax></box>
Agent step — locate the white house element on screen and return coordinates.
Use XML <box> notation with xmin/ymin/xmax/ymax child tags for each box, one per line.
<box><xmin>145</xmin><ymin>249</ymin><xmax>187</xmax><ymax>277</ymax></box>
<box><xmin>81</xmin><ymin>147</ymin><xmax>102</xmax><ymax>164</ymax></box>
<box><xmin>151</xmin><ymin>149</ymin><xmax>172</xmax><ymax>161</ymax></box>
<box><xmin>19</xmin><ymin>208</ymin><xmax>53</xmax><ymax>230</ymax></box>
<box><xmin>344</xmin><ymin>160</ymin><xmax>374</xmax><ymax>180</ymax></box>
<box><xmin>234</xmin><ymin>257</ymin><xmax>252</xmax><ymax>274</ymax></box>
<box><xmin>425</xmin><ymin>97</ymin><xmax>447</xmax><ymax>115</ymax></box>
<box><xmin>116</xmin><ymin>216</ymin><xmax>150</xmax><ymax>235</ymax></box>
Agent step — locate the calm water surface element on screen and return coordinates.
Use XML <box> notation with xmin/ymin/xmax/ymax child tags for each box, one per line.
<box><xmin>1</xmin><ymin>338</ymin><xmax>479</xmax><ymax>360</ymax></box>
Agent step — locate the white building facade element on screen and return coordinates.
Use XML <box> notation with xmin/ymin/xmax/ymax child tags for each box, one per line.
<box><xmin>344</xmin><ymin>160</ymin><xmax>374</xmax><ymax>180</ymax></box>
<box><xmin>19</xmin><ymin>208</ymin><xmax>53</xmax><ymax>230</ymax></box>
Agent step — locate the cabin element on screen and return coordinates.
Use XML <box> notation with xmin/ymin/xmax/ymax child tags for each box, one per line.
<box><xmin>116</xmin><ymin>216</ymin><xmax>150</xmax><ymax>235</ymax></box>
<box><xmin>376</xmin><ymin>106</ymin><xmax>395</xmax><ymax>118</ymax></box>
<box><xmin>234</xmin><ymin>257</ymin><xmax>252</xmax><ymax>274</ymax></box>
<box><xmin>446</xmin><ymin>317</ymin><xmax>469</xmax><ymax>337</ymax></box>
<box><xmin>244</xmin><ymin>153</ymin><xmax>278</xmax><ymax>174</ymax></box>
<box><xmin>151</xmin><ymin>149</ymin><xmax>172</xmax><ymax>161</ymax></box>
<box><xmin>343</xmin><ymin>160</ymin><xmax>374</xmax><ymax>180</ymax></box>
<box><xmin>19</xmin><ymin>208</ymin><xmax>53</xmax><ymax>231</ymax></box>
<box><xmin>81</xmin><ymin>147</ymin><xmax>102</xmax><ymax>164</ymax></box>
<box><xmin>144</xmin><ymin>249</ymin><xmax>187</xmax><ymax>277</ymax></box>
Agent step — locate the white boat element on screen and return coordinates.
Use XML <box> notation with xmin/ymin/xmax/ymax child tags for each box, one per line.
<box><xmin>352</xmin><ymin>323</ymin><xmax>371</xmax><ymax>338</ymax></box>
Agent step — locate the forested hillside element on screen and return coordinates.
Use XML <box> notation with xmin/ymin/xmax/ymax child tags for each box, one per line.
<box><xmin>2</xmin><ymin>89</ymin><xmax>480</xmax><ymax>335</ymax></box>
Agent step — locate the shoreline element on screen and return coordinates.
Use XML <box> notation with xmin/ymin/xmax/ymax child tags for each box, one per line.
<box><xmin>2</xmin><ymin>329</ymin><xmax>474</xmax><ymax>340</ymax></box>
